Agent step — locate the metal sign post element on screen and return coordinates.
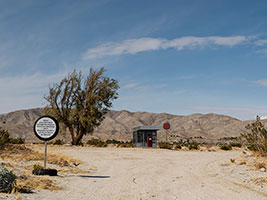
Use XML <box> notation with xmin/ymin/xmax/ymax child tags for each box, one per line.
<box><xmin>44</xmin><ymin>141</ymin><xmax>47</xmax><ymax>169</ymax></box>
<box><xmin>33</xmin><ymin>116</ymin><xmax>59</xmax><ymax>172</ymax></box>
<box><xmin>163</xmin><ymin>122</ymin><xmax>170</xmax><ymax>143</ymax></box>
<box><xmin>166</xmin><ymin>130</ymin><xmax>168</xmax><ymax>143</ymax></box>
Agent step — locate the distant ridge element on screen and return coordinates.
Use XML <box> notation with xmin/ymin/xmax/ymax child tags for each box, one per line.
<box><xmin>0</xmin><ymin>108</ymin><xmax>263</xmax><ymax>143</ymax></box>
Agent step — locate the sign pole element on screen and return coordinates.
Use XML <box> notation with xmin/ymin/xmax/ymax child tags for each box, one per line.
<box><xmin>163</xmin><ymin>122</ymin><xmax>170</xmax><ymax>143</ymax></box>
<box><xmin>166</xmin><ymin>130</ymin><xmax>168</xmax><ymax>143</ymax></box>
<box><xmin>33</xmin><ymin>116</ymin><xmax>59</xmax><ymax>176</ymax></box>
<box><xmin>44</xmin><ymin>141</ymin><xmax>47</xmax><ymax>169</ymax></box>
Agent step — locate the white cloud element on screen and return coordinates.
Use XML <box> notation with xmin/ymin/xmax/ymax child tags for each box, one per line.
<box><xmin>255</xmin><ymin>39</ymin><xmax>267</xmax><ymax>46</ymax></box>
<box><xmin>122</xmin><ymin>82</ymin><xmax>168</xmax><ymax>91</ymax></box>
<box><xmin>253</xmin><ymin>79</ymin><xmax>267</xmax><ymax>86</ymax></box>
<box><xmin>123</xmin><ymin>83</ymin><xmax>139</xmax><ymax>89</ymax></box>
<box><xmin>0</xmin><ymin>72</ymin><xmax>66</xmax><ymax>114</ymax></box>
<box><xmin>83</xmin><ymin>36</ymin><xmax>250</xmax><ymax>59</ymax></box>
<box><xmin>84</xmin><ymin>38</ymin><xmax>163</xmax><ymax>59</ymax></box>
<box><xmin>164</xmin><ymin>36</ymin><xmax>247</xmax><ymax>50</ymax></box>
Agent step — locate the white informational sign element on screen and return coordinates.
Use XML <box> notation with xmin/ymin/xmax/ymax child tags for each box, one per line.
<box><xmin>33</xmin><ymin>116</ymin><xmax>59</xmax><ymax>141</ymax></box>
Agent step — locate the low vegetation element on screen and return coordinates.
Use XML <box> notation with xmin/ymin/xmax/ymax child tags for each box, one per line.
<box><xmin>158</xmin><ymin>142</ymin><xmax>172</xmax><ymax>149</ymax></box>
<box><xmin>0</xmin><ymin>127</ymin><xmax>25</xmax><ymax>147</ymax></box>
<box><xmin>53</xmin><ymin>139</ymin><xmax>64</xmax><ymax>145</ymax></box>
<box><xmin>241</xmin><ymin>118</ymin><xmax>267</xmax><ymax>156</ymax></box>
<box><xmin>33</xmin><ymin>164</ymin><xmax>43</xmax><ymax>171</ymax></box>
<box><xmin>116</xmin><ymin>141</ymin><xmax>134</xmax><ymax>148</ymax></box>
<box><xmin>220</xmin><ymin>144</ymin><xmax>232</xmax><ymax>151</ymax></box>
<box><xmin>0</xmin><ymin>144</ymin><xmax>87</xmax><ymax>194</ymax></box>
<box><xmin>0</xmin><ymin>127</ymin><xmax>10</xmax><ymax>146</ymax></box>
<box><xmin>158</xmin><ymin>141</ymin><xmax>201</xmax><ymax>150</ymax></box>
<box><xmin>87</xmin><ymin>138</ymin><xmax>108</xmax><ymax>147</ymax></box>
<box><xmin>0</xmin><ymin>167</ymin><xmax>16</xmax><ymax>193</ymax></box>
<box><xmin>86</xmin><ymin>138</ymin><xmax>133</xmax><ymax>148</ymax></box>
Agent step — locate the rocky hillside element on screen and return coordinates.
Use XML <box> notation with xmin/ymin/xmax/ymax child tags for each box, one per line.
<box><xmin>0</xmin><ymin>108</ymin><xmax>262</xmax><ymax>143</ymax></box>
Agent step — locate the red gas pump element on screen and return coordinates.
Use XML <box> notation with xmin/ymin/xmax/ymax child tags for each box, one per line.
<box><xmin>147</xmin><ymin>137</ymin><xmax>152</xmax><ymax>147</ymax></box>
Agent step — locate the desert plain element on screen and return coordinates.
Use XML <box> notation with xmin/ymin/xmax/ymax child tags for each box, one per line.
<box><xmin>1</xmin><ymin>145</ymin><xmax>266</xmax><ymax>200</ymax></box>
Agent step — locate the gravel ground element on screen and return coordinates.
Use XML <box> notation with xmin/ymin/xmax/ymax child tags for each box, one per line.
<box><xmin>1</xmin><ymin>147</ymin><xmax>267</xmax><ymax>200</ymax></box>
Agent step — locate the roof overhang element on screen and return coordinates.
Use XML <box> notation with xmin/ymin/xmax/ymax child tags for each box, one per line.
<box><xmin>133</xmin><ymin>126</ymin><xmax>161</xmax><ymax>131</ymax></box>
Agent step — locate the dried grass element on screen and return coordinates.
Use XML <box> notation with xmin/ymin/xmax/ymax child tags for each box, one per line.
<box><xmin>0</xmin><ymin>144</ymin><xmax>88</xmax><ymax>193</ymax></box>
<box><xmin>255</xmin><ymin>162</ymin><xmax>266</xmax><ymax>170</ymax></box>
<box><xmin>0</xmin><ymin>144</ymin><xmax>81</xmax><ymax>167</ymax></box>
<box><xmin>250</xmin><ymin>177</ymin><xmax>267</xmax><ymax>185</ymax></box>
<box><xmin>15</xmin><ymin>175</ymin><xmax>62</xmax><ymax>191</ymax></box>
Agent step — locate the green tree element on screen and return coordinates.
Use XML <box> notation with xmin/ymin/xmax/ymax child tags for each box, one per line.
<box><xmin>241</xmin><ymin>117</ymin><xmax>267</xmax><ymax>156</ymax></box>
<box><xmin>44</xmin><ymin>67</ymin><xmax>119</xmax><ymax>145</ymax></box>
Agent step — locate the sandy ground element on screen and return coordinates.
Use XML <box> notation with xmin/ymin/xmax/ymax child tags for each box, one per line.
<box><xmin>1</xmin><ymin>147</ymin><xmax>267</xmax><ymax>200</ymax></box>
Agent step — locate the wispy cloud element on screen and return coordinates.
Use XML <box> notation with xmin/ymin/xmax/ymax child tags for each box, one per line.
<box><xmin>122</xmin><ymin>83</ymin><xmax>139</xmax><ymax>89</ymax></box>
<box><xmin>122</xmin><ymin>82</ymin><xmax>168</xmax><ymax>91</ymax></box>
<box><xmin>255</xmin><ymin>39</ymin><xmax>267</xmax><ymax>46</ymax></box>
<box><xmin>0</xmin><ymin>72</ymin><xmax>67</xmax><ymax>114</ymax></box>
<box><xmin>83</xmin><ymin>36</ymin><xmax>250</xmax><ymax>59</ymax></box>
<box><xmin>253</xmin><ymin>79</ymin><xmax>267</xmax><ymax>86</ymax></box>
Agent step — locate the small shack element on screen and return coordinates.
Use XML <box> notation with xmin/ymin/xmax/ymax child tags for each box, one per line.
<box><xmin>133</xmin><ymin>126</ymin><xmax>161</xmax><ymax>148</ymax></box>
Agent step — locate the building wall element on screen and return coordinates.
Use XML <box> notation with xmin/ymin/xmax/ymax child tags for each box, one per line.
<box><xmin>133</xmin><ymin>130</ymin><xmax>157</xmax><ymax>148</ymax></box>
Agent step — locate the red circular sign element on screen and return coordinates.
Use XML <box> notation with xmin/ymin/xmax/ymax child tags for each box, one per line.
<box><xmin>163</xmin><ymin>122</ymin><xmax>170</xmax><ymax>130</ymax></box>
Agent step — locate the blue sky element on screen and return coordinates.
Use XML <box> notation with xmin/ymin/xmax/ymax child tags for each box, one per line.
<box><xmin>1</xmin><ymin>0</ymin><xmax>267</xmax><ymax>120</ymax></box>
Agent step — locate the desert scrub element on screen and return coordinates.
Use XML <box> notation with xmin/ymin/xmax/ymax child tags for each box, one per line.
<box><xmin>0</xmin><ymin>127</ymin><xmax>10</xmax><ymax>146</ymax></box>
<box><xmin>174</xmin><ymin>144</ymin><xmax>182</xmax><ymax>150</ymax></box>
<box><xmin>87</xmin><ymin>138</ymin><xmax>107</xmax><ymax>147</ymax></box>
<box><xmin>117</xmin><ymin>141</ymin><xmax>133</xmax><ymax>148</ymax></box>
<box><xmin>0</xmin><ymin>126</ymin><xmax>25</xmax><ymax>145</ymax></box>
<box><xmin>220</xmin><ymin>144</ymin><xmax>232</xmax><ymax>151</ymax></box>
<box><xmin>188</xmin><ymin>143</ymin><xmax>200</xmax><ymax>150</ymax></box>
<box><xmin>53</xmin><ymin>139</ymin><xmax>64</xmax><ymax>145</ymax></box>
<box><xmin>8</xmin><ymin>137</ymin><xmax>25</xmax><ymax>144</ymax></box>
<box><xmin>229</xmin><ymin>142</ymin><xmax>242</xmax><ymax>148</ymax></box>
<box><xmin>33</xmin><ymin>164</ymin><xmax>43</xmax><ymax>171</ymax></box>
<box><xmin>106</xmin><ymin>139</ymin><xmax>120</xmax><ymax>144</ymax></box>
<box><xmin>158</xmin><ymin>142</ymin><xmax>172</xmax><ymax>149</ymax></box>
<box><xmin>241</xmin><ymin>118</ymin><xmax>267</xmax><ymax>156</ymax></box>
<box><xmin>0</xmin><ymin>167</ymin><xmax>16</xmax><ymax>193</ymax></box>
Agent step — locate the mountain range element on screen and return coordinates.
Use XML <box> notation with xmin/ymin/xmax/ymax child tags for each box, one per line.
<box><xmin>0</xmin><ymin>108</ymin><xmax>262</xmax><ymax>143</ymax></box>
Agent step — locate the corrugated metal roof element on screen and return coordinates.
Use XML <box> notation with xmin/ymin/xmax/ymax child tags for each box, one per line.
<box><xmin>133</xmin><ymin>126</ymin><xmax>161</xmax><ymax>131</ymax></box>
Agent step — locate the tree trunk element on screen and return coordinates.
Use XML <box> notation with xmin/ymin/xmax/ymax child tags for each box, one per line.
<box><xmin>72</xmin><ymin>128</ymin><xmax>85</xmax><ymax>145</ymax></box>
<box><xmin>68</xmin><ymin>127</ymin><xmax>76</xmax><ymax>145</ymax></box>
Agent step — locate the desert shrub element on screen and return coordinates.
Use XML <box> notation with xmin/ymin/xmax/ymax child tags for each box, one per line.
<box><xmin>158</xmin><ymin>142</ymin><xmax>172</xmax><ymax>149</ymax></box>
<box><xmin>0</xmin><ymin>167</ymin><xmax>16</xmax><ymax>193</ymax></box>
<box><xmin>87</xmin><ymin>138</ymin><xmax>107</xmax><ymax>147</ymax></box>
<box><xmin>9</xmin><ymin>137</ymin><xmax>25</xmax><ymax>144</ymax></box>
<box><xmin>174</xmin><ymin>144</ymin><xmax>182</xmax><ymax>150</ymax></box>
<box><xmin>0</xmin><ymin>127</ymin><xmax>25</xmax><ymax>145</ymax></box>
<box><xmin>220</xmin><ymin>144</ymin><xmax>232</xmax><ymax>151</ymax></box>
<box><xmin>229</xmin><ymin>142</ymin><xmax>242</xmax><ymax>148</ymax></box>
<box><xmin>241</xmin><ymin>118</ymin><xmax>267</xmax><ymax>156</ymax></box>
<box><xmin>105</xmin><ymin>139</ymin><xmax>113</xmax><ymax>144</ymax></box>
<box><xmin>117</xmin><ymin>141</ymin><xmax>133</xmax><ymax>148</ymax></box>
<box><xmin>33</xmin><ymin>164</ymin><xmax>43</xmax><ymax>171</ymax></box>
<box><xmin>106</xmin><ymin>139</ymin><xmax>120</xmax><ymax>144</ymax></box>
<box><xmin>0</xmin><ymin>127</ymin><xmax>10</xmax><ymax>146</ymax></box>
<box><xmin>230</xmin><ymin>158</ymin><xmax>235</xmax><ymax>163</ymax></box>
<box><xmin>188</xmin><ymin>143</ymin><xmax>199</xmax><ymax>150</ymax></box>
<box><xmin>53</xmin><ymin>139</ymin><xmax>64</xmax><ymax>145</ymax></box>
<box><xmin>255</xmin><ymin>162</ymin><xmax>266</xmax><ymax>170</ymax></box>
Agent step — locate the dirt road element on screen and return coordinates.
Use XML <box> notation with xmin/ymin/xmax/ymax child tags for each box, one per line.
<box><xmin>5</xmin><ymin>147</ymin><xmax>267</xmax><ymax>200</ymax></box>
